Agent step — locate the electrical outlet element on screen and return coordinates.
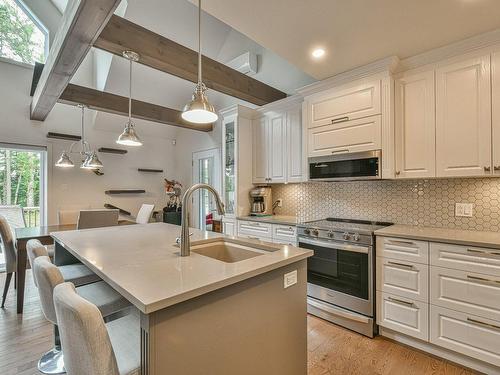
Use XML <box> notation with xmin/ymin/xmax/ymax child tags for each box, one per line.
<box><xmin>455</xmin><ymin>203</ymin><xmax>473</xmax><ymax>217</ymax></box>
<box><xmin>276</xmin><ymin>198</ymin><xmax>283</xmax><ymax>207</ymax></box>
<box><xmin>284</xmin><ymin>270</ymin><xmax>297</xmax><ymax>288</ymax></box>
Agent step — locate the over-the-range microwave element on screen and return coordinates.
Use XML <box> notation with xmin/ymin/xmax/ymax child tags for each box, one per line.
<box><xmin>308</xmin><ymin>150</ymin><xmax>381</xmax><ymax>181</ymax></box>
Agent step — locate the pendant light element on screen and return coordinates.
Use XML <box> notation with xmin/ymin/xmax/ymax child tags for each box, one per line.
<box><xmin>55</xmin><ymin>105</ymin><xmax>103</xmax><ymax>170</ymax></box>
<box><xmin>117</xmin><ymin>51</ymin><xmax>143</xmax><ymax>146</ymax></box>
<box><xmin>181</xmin><ymin>0</ymin><xmax>218</xmax><ymax>124</ymax></box>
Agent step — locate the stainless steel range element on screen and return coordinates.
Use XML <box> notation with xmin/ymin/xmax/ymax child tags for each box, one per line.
<box><xmin>298</xmin><ymin>218</ymin><xmax>392</xmax><ymax>337</ymax></box>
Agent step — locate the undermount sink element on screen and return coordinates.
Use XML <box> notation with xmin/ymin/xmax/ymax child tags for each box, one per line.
<box><xmin>191</xmin><ymin>240</ymin><xmax>269</xmax><ymax>263</ymax></box>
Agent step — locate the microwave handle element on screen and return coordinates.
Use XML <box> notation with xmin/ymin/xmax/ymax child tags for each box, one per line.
<box><xmin>299</xmin><ymin>237</ymin><xmax>369</xmax><ymax>254</ymax></box>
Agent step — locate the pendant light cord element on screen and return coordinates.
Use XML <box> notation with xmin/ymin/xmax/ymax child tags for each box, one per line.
<box><xmin>129</xmin><ymin>58</ymin><xmax>133</xmax><ymax>122</ymax></box>
<box><xmin>198</xmin><ymin>0</ymin><xmax>202</xmax><ymax>85</ymax></box>
<box><xmin>80</xmin><ymin>105</ymin><xmax>86</xmax><ymax>152</ymax></box>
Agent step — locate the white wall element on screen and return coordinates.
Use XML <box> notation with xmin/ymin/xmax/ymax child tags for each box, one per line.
<box><xmin>0</xmin><ymin>59</ymin><xmax>178</xmax><ymax>224</ymax></box>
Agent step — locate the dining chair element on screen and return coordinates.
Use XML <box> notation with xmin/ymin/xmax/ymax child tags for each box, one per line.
<box><xmin>0</xmin><ymin>215</ymin><xmax>17</xmax><ymax>308</ymax></box>
<box><xmin>135</xmin><ymin>204</ymin><xmax>155</xmax><ymax>224</ymax></box>
<box><xmin>0</xmin><ymin>205</ymin><xmax>26</xmax><ymax>229</ymax></box>
<box><xmin>33</xmin><ymin>256</ymin><xmax>132</xmax><ymax>374</ymax></box>
<box><xmin>57</xmin><ymin>210</ymin><xmax>79</xmax><ymax>225</ymax></box>
<box><xmin>26</xmin><ymin>239</ymin><xmax>100</xmax><ymax>288</ymax></box>
<box><xmin>77</xmin><ymin>209</ymin><xmax>119</xmax><ymax>230</ymax></box>
<box><xmin>53</xmin><ymin>282</ymin><xmax>140</xmax><ymax>375</ymax></box>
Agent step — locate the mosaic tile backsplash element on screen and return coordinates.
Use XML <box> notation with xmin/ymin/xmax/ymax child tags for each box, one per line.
<box><xmin>272</xmin><ymin>178</ymin><xmax>500</xmax><ymax>232</ymax></box>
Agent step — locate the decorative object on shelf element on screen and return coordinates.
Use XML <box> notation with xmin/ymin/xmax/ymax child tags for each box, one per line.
<box><xmin>98</xmin><ymin>147</ymin><xmax>128</xmax><ymax>154</ymax></box>
<box><xmin>164</xmin><ymin>179</ymin><xmax>182</xmax><ymax>213</ymax></box>
<box><xmin>105</xmin><ymin>189</ymin><xmax>146</xmax><ymax>195</ymax></box>
<box><xmin>55</xmin><ymin>105</ymin><xmax>104</xmax><ymax>171</ymax></box>
<box><xmin>181</xmin><ymin>0</ymin><xmax>218</xmax><ymax>125</ymax></box>
<box><xmin>117</xmin><ymin>50</ymin><xmax>143</xmax><ymax>147</ymax></box>
<box><xmin>138</xmin><ymin>168</ymin><xmax>164</xmax><ymax>173</ymax></box>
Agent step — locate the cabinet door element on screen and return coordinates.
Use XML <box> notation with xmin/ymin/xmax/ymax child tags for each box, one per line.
<box><xmin>287</xmin><ymin>108</ymin><xmax>304</xmax><ymax>183</ymax></box>
<box><xmin>492</xmin><ymin>52</ymin><xmax>500</xmax><ymax>176</ymax></box>
<box><xmin>252</xmin><ymin>117</ymin><xmax>268</xmax><ymax>184</ymax></box>
<box><xmin>436</xmin><ymin>56</ymin><xmax>491</xmax><ymax>177</ymax></box>
<box><xmin>308</xmin><ymin>115</ymin><xmax>381</xmax><ymax>157</ymax></box>
<box><xmin>222</xmin><ymin>218</ymin><xmax>235</xmax><ymax>236</ymax></box>
<box><xmin>268</xmin><ymin>114</ymin><xmax>287</xmax><ymax>183</ymax></box>
<box><xmin>395</xmin><ymin>71</ymin><xmax>436</xmax><ymax>178</ymax></box>
<box><xmin>307</xmin><ymin>80</ymin><xmax>381</xmax><ymax>128</ymax></box>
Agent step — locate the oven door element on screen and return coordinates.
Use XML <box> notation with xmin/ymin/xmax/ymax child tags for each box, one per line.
<box><xmin>299</xmin><ymin>237</ymin><xmax>373</xmax><ymax>316</ymax></box>
<box><xmin>308</xmin><ymin>150</ymin><xmax>381</xmax><ymax>181</ymax></box>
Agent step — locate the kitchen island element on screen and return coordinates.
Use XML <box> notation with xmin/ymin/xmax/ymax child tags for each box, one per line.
<box><xmin>51</xmin><ymin>222</ymin><xmax>312</xmax><ymax>375</ymax></box>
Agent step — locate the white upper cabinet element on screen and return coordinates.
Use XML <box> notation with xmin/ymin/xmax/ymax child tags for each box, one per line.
<box><xmin>435</xmin><ymin>55</ymin><xmax>492</xmax><ymax>177</ymax></box>
<box><xmin>492</xmin><ymin>52</ymin><xmax>500</xmax><ymax>176</ymax></box>
<box><xmin>395</xmin><ymin>70</ymin><xmax>436</xmax><ymax>178</ymax></box>
<box><xmin>252</xmin><ymin>117</ymin><xmax>268</xmax><ymax>184</ymax></box>
<box><xmin>286</xmin><ymin>107</ymin><xmax>304</xmax><ymax>183</ymax></box>
<box><xmin>306</xmin><ymin>80</ymin><xmax>381</xmax><ymax>128</ymax></box>
<box><xmin>268</xmin><ymin>113</ymin><xmax>287</xmax><ymax>183</ymax></box>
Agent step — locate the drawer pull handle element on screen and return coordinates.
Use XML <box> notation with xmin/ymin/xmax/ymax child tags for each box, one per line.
<box><xmin>467</xmin><ymin>275</ymin><xmax>500</xmax><ymax>285</ymax></box>
<box><xmin>387</xmin><ymin>261</ymin><xmax>414</xmax><ymax>269</ymax></box>
<box><xmin>331</xmin><ymin>116</ymin><xmax>349</xmax><ymax>124</ymax></box>
<box><xmin>331</xmin><ymin>149</ymin><xmax>350</xmax><ymax>154</ymax></box>
<box><xmin>247</xmin><ymin>236</ymin><xmax>260</xmax><ymax>240</ymax></box>
<box><xmin>467</xmin><ymin>318</ymin><xmax>500</xmax><ymax>331</ymax></box>
<box><xmin>386</xmin><ymin>239</ymin><xmax>415</xmax><ymax>246</ymax></box>
<box><xmin>467</xmin><ymin>248</ymin><xmax>500</xmax><ymax>256</ymax></box>
<box><xmin>386</xmin><ymin>296</ymin><xmax>414</xmax><ymax>307</ymax></box>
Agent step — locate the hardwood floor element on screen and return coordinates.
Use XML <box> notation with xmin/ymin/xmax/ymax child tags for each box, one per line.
<box><xmin>0</xmin><ymin>272</ymin><xmax>480</xmax><ymax>375</ymax></box>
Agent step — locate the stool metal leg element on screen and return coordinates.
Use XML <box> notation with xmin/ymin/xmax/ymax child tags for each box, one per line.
<box><xmin>38</xmin><ymin>325</ymin><xmax>65</xmax><ymax>374</ymax></box>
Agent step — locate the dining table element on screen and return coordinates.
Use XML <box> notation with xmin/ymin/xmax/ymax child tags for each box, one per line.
<box><xmin>14</xmin><ymin>220</ymin><xmax>134</xmax><ymax>314</ymax></box>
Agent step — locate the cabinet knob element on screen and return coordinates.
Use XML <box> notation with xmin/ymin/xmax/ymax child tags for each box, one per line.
<box><xmin>495</xmin><ymin>166</ymin><xmax>500</xmax><ymax>171</ymax></box>
<box><xmin>395</xmin><ymin>171</ymin><xmax>401</xmax><ymax>176</ymax></box>
<box><xmin>484</xmin><ymin>166</ymin><xmax>491</xmax><ymax>172</ymax></box>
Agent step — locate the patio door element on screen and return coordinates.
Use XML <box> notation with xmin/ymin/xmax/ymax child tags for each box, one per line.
<box><xmin>192</xmin><ymin>148</ymin><xmax>221</xmax><ymax>230</ymax></box>
<box><xmin>0</xmin><ymin>143</ymin><xmax>47</xmax><ymax>270</ymax></box>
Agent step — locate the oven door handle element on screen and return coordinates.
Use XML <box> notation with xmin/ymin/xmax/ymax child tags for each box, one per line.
<box><xmin>307</xmin><ymin>297</ymin><xmax>371</xmax><ymax>323</ymax></box>
<box><xmin>299</xmin><ymin>237</ymin><xmax>369</xmax><ymax>254</ymax></box>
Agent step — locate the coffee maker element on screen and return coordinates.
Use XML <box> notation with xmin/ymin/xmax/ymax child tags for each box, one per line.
<box><xmin>249</xmin><ymin>187</ymin><xmax>272</xmax><ymax>216</ymax></box>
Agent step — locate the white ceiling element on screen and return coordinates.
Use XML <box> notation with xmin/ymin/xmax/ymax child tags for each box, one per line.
<box><xmin>194</xmin><ymin>0</ymin><xmax>500</xmax><ymax>80</ymax></box>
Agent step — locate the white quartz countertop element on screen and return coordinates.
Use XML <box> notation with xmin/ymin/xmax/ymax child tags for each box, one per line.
<box><xmin>51</xmin><ymin>223</ymin><xmax>312</xmax><ymax>314</ymax></box>
<box><xmin>237</xmin><ymin>215</ymin><xmax>300</xmax><ymax>226</ymax></box>
<box><xmin>375</xmin><ymin>224</ymin><xmax>500</xmax><ymax>249</ymax></box>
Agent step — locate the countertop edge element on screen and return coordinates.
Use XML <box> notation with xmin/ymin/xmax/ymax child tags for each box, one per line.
<box><xmin>236</xmin><ymin>216</ymin><xmax>300</xmax><ymax>226</ymax></box>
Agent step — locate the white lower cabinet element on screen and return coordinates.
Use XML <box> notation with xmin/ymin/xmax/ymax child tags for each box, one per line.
<box><xmin>222</xmin><ymin>218</ymin><xmax>235</xmax><ymax>236</ymax></box>
<box><xmin>430</xmin><ymin>305</ymin><xmax>500</xmax><ymax>367</ymax></box>
<box><xmin>376</xmin><ymin>257</ymin><xmax>428</xmax><ymax>302</ymax></box>
<box><xmin>376</xmin><ymin>291</ymin><xmax>429</xmax><ymax>341</ymax></box>
<box><xmin>237</xmin><ymin>220</ymin><xmax>297</xmax><ymax>245</ymax></box>
<box><xmin>377</xmin><ymin>236</ymin><xmax>429</xmax><ymax>264</ymax></box>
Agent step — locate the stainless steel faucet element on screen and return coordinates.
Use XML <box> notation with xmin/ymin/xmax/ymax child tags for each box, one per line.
<box><xmin>180</xmin><ymin>183</ymin><xmax>225</xmax><ymax>256</ymax></box>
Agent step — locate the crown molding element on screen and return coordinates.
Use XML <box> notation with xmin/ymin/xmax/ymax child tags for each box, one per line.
<box><xmin>296</xmin><ymin>56</ymin><xmax>399</xmax><ymax>97</ymax></box>
<box><xmin>255</xmin><ymin>94</ymin><xmax>303</xmax><ymax>114</ymax></box>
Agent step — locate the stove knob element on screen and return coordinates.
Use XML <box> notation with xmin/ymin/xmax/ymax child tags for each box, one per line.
<box><xmin>353</xmin><ymin>233</ymin><xmax>360</xmax><ymax>241</ymax></box>
<box><xmin>327</xmin><ymin>231</ymin><xmax>335</xmax><ymax>238</ymax></box>
<box><xmin>311</xmin><ymin>229</ymin><xmax>319</xmax><ymax>236</ymax></box>
<box><xmin>303</xmin><ymin>229</ymin><xmax>310</xmax><ymax>235</ymax></box>
<box><xmin>342</xmin><ymin>232</ymin><xmax>350</xmax><ymax>240</ymax></box>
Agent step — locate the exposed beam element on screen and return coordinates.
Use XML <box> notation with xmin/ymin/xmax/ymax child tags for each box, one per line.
<box><xmin>94</xmin><ymin>15</ymin><xmax>287</xmax><ymax>106</ymax></box>
<box><xmin>59</xmin><ymin>84</ymin><xmax>212</xmax><ymax>132</ymax></box>
<box><xmin>31</xmin><ymin>0</ymin><xmax>121</xmax><ymax>121</ymax></box>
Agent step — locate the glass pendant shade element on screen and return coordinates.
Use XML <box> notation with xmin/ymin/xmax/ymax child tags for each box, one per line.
<box><xmin>116</xmin><ymin>120</ymin><xmax>142</xmax><ymax>146</ymax></box>
<box><xmin>84</xmin><ymin>150</ymin><xmax>104</xmax><ymax>169</ymax></box>
<box><xmin>182</xmin><ymin>83</ymin><xmax>218</xmax><ymax>124</ymax></box>
<box><xmin>55</xmin><ymin>151</ymin><xmax>74</xmax><ymax>168</ymax></box>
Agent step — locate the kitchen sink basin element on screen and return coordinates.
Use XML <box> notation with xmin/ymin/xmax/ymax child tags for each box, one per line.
<box><xmin>191</xmin><ymin>240</ymin><xmax>269</xmax><ymax>263</ymax></box>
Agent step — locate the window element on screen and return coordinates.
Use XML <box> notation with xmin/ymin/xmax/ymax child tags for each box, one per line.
<box><xmin>0</xmin><ymin>0</ymin><xmax>48</xmax><ymax>65</ymax></box>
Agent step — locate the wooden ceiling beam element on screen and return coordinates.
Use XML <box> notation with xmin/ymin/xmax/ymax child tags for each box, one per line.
<box><xmin>59</xmin><ymin>84</ymin><xmax>212</xmax><ymax>132</ymax></box>
<box><xmin>31</xmin><ymin>0</ymin><xmax>121</xmax><ymax>121</ymax></box>
<box><xmin>94</xmin><ymin>15</ymin><xmax>287</xmax><ymax>106</ymax></box>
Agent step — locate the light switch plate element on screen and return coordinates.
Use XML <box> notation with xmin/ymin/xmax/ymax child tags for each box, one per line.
<box><xmin>455</xmin><ymin>203</ymin><xmax>473</xmax><ymax>217</ymax></box>
<box><xmin>284</xmin><ymin>270</ymin><xmax>297</xmax><ymax>288</ymax></box>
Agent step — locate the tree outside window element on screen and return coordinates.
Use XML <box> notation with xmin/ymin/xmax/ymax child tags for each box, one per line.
<box><xmin>0</xmin><ymin>0</ymin><xmax>47</xmax><ymax>65</ymax></box>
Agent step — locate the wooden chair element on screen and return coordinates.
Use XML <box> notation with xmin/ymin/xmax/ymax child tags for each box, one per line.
<box><xmin>0</xmin><ymin>215</ymin><xmax>17</xmax><ymax>308</ymax></box>
<box><xmin>57</xmin><ymin>210</ymin><xmax>79</xmax><ymax>225</ymax></box>
<box><xmin>135</xmin><ymin>204</ymin><xmax>155</xmax><ymax>224</ymax></box>
<box><xmin>53</xmin><ymin>282</ymin><xmax>140</xmax><ymax>375</ymax></box>
<box><xmin>77</xmin><ymin>209</ymin><xmax>119</xmax><ymax>230</ymax></box>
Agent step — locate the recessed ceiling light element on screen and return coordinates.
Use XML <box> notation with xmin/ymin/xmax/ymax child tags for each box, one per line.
<box><xmin>312</xmin><ymin>48</ymin><xmax>325</xmax><ymax>59</ymax></box>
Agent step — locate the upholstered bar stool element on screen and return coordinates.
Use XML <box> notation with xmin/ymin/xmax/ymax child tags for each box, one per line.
<box><xmin>53</xmin><ymin>282</ymin><xmax>140</xmax><ymax>375</ymax></box>
<box><xmin>26</xmin><ymin>239</ymin><xmax>100</xmax><ymax>287</ymax></box>
<box><xmin>0</xmin><ymin>215</ymin><xmax>17</xmax><ymax>308</ymax></box>
<box><xmin>33</xmin><ymin>256</ymin><xmax>132</xmax><ymax>374</ymax></box>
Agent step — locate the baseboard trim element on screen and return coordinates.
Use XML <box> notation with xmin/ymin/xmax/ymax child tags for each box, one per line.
<box><xmin>379</xmin><ymin>327</ymin><xmax>500</xmax><ymax>375</ymax></box>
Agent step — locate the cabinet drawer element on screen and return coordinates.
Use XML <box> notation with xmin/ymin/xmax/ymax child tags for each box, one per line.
<box><xmin>376</xmin><ymin>257</ymin><xmax>428</xmax><ymax>302</ymax></box>
<box><xmin>430</xmin><ymin>305</ymin><xmax>500</xmax><ymax>367</ymax></box>
<box><xmin>376</xmin><ymin>291</ymin><xmax>428</xmax><ymax>341</ymax></box>
<box><xmin>430</xmin><ymin>242</ymin><xmax>500</xmax><ymax>277</ymax></box>
<box><xmin>308</xmin><ymin>115</ymin><xmax>381</xmax><ymax>157</ymax></box>
<box><xmin>307</xmin><ymin>80</ymin><xmax>381</xmax><ymax>128</ymax></box>
<box><xmin>237</xmin><ymin>220</ymin><xmax>272</xmax><ymax>239</ymax></box>
<box><xmin>273</xmin><ymin>239</ymin><xmax>298</xmax><ymax>246</ymax></box>
<box><xmin>430</xmin><ymin>266</ymin><xmax>500</xmax><ymax>322</ymax></box>
<box><xmin>273</xmin><ymin>224</ymin><xmax>297</xmax><ymax>242</ymax></box>
<box><xmin>377</xmin><ymin>236</ymin><xmax>429</xmax><ymax>264</ymax></box>
<box><xmin>238</xmin><ymin>234</ymin><xmax>273</xmax><ymax>244</ymax></box>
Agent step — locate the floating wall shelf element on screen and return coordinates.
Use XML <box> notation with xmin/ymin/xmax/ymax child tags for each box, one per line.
<box><xmin>47</xmin><ymin>132</ymin><xmax>81</xmax><ymax>141</ymax></box>
<box><xmin>105</xmin><ymin>189</ymin><xmax>146</xmax><ymax>195</ymax></box>
<box><xmin>98</xmin><ymin>147</ymin><xmax>128</xmax><ymax>154</ymax></box>
<box><xmin>138</xmin><ymin>168</ymin><xmax>163</xmax><ymax>173</ymax></box>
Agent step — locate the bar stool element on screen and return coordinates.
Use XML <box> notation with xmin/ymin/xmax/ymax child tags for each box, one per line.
<box><xmin>33</xmin><ymin>256</ymin><xmax>132</xmax><ymax>374</ymax></box>
<box><xmin>26</xmin><ymin>239</ymin><xmax>100</xmax><ymax>287</ymax></box>
<box><xmin>53</xmin><ymin>282</ymin><xmax>140</xmax><ymax>375</ymax></box>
